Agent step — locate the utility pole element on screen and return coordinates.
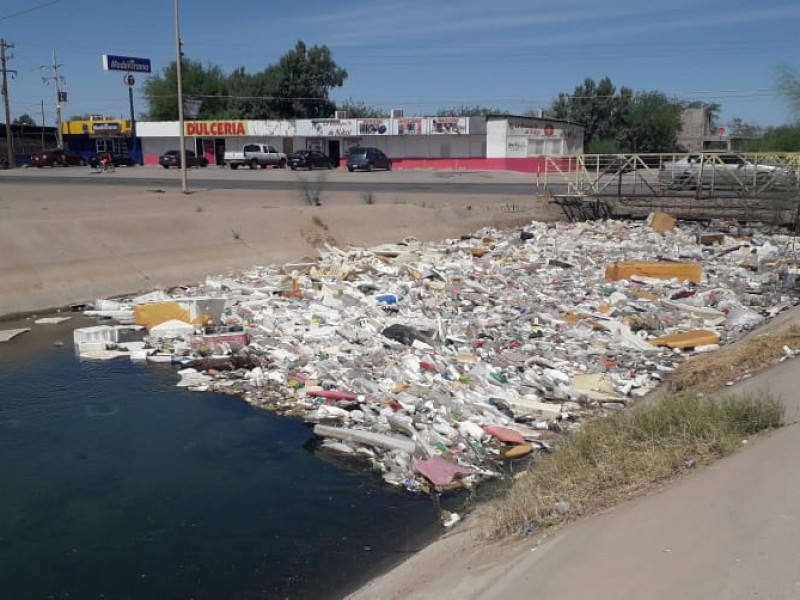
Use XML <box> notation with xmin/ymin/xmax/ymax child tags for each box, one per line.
<box><xmin>174</xmin><ymin>0</ymin><xmax>188</xmax><ymax>193</ymax></box>
<box><xmin>0</xmin><ymin>39</ymin><xmax>17</xmax><ymax>168</ymax></box>
<box><xmin>41</xmin><ymin>49</ymin><xmax>65</xmax><ymax>149</ymax></box>
<box><xmin>40</xmin><ymin>100</ymin><xmax>45</xmax><ymax>150</ymax></box>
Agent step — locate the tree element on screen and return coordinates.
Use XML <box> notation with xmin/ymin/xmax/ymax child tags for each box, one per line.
<box><xmin>739</xmin><ymin>124</ymin><xmax>800</xmax><ymax>152</ymax></box>
<box><xmin>13</xmin><ymin>114</ymin><xmax>36</xmax><ymax>126</ymax></box>
<box><xmin>619</xmin><ymin>91</ymin><xmax>682</xmax><ymax>153</ymax></box>
<box><xmin>550</xmin><ymin>77</ymin><xmax>633</xmax><ymax>148</ymax></box>
<box><xmin>776</xmin><ymin>65</ymin><xmax>800</xmax><ymax>122</ymax></box>
<box><xmin>141</xmin><ymin>41</ymin><xmax>346</xmax><ymax>120</ymax></box>
<box><xmin>142</xmin><ymin>59</ymin><xmax>230</xmax><ymax>120</ymax></box>
<box><xmin>268</xmin><ymin>41</ymin><xmax>347</xmax><ymax>118</ymax></box>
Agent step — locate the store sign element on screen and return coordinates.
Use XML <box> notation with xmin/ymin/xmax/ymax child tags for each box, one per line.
<box><xmin>429</xmin><ymin>117</ymin><xmax>466</xmax><ymax>135</ymax></box>
<box><xmin>297</xmin><ymin>119</ymin><xmax>355</xmax><ymax>137</ymax></box>
<box><xmin>102</xmin><ymin>54</ymin><xmax>152</xmax><ymax>73</ymax></box>
<box><xmin>397</xmin><ymin>117</ymin><xmax>421</xmax><ymax>135</ymax></box>
<box><xmin>92</xmin><ymin>122</ymin><xmax>121</xmax><ymax>133</ymax></box>
<box><xmin>358</xmin><ymin>119</ymin><xmax>389</xmax><ymax>135</ymax></box>
<box><xmin>185</xmin><ymin>121</ymin><xmax>248</xmax><ymax>136</ymax></box>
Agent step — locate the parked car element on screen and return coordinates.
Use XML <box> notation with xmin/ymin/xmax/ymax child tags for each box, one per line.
<box><xmin>30</xmin><ymin>148</ymin><xmax>86</xmax><ymax>167</ymax></box>
<box><xmin>659</xmin><ymin>153</ymin><xmax>796</xmax><ymax>190</ymax></box>
<box><xmin>223</xmin><ymin>143</ymin><xmax>287</xmax><ymax>169</ymax></box>
<box><xmin>87</xmin><ymin>153</ymin><xmax>137</xmax><ymax>169</ymax></box>
<box><xmin>288</xmin><ymin>150</ymin><xmax>333</xmax><ymax>171</ymax></box>
<box><xmin>346</xmin><ymin>147</ymin><xmax>392</xmax><ymax>172</ymax></box>
<box><xmin>158</xmin><ymin>149</ymin><xmax>209</xmax><ymax>169</ymax></box>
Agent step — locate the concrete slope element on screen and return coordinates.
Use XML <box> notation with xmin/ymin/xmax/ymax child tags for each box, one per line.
<box><xmin>480</xmin><ymin>360</ymin><xmax>800</xmax><ymax>599</ymax></box>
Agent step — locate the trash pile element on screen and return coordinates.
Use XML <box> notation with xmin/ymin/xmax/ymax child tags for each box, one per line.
<box><xmin>73</xmin><ymin>214</ymin><xmax>800</xmax><ymax>496</ymax></box>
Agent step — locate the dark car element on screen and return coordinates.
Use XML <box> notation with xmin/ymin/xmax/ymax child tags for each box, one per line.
<box><xmin>30</xmin><ymin>148</ymin><xmax>86</xmax><ymax>167</ymax></box>
<box><xmin>288</xmin><ymin>150</ymin><xmax>333</xmax><ymax>171</ymax></box>
<box><xmin>158</xmin><ymin>149</ymin><xmax>209</xmax><ymax>169</ymax></box>
<box><xmin>346</xmin><ymin>147</ymin><xmax>392</xmax><ymax>172</ymax></box>
<box><xmin>87</xmin><ymin>153</ymin><xmax>137</xmax><ymax>168</ymax></box>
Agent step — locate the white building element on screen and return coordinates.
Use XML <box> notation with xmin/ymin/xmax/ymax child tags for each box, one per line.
<box><xmin>136</xmin><ymin>114</ymin><xmax>583</xmax><ymax>172</ymax></box>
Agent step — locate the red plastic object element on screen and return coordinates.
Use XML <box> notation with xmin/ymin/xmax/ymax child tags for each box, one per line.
<box><xmin>482</xmin><ymin>425</ymin><xmax>526</xmax><ymax>445</ymax></box>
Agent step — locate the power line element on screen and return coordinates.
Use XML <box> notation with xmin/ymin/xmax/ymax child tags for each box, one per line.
<box><xmin>0</xmin><ymin>0</ymin><xmax>60</xmax><ymax>23</ymax></box>
<box><xmin>40</xmin><ymin>49</ymin><xmax>65</xmax><ymax>148</ymax></box>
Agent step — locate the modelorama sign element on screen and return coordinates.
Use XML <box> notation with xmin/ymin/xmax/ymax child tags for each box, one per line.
<box><xmin>101</xmin><ymin>54</ymin><xmax>152</xmax><ymax>73</ymax></box>
<box><xmin>184</xmin><ymin>121</ymin><xmax>249</xmax><ymax>136</ymax></box>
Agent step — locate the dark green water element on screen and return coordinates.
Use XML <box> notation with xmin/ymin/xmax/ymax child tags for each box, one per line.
<box><xmin>0</xmin><ymin>337</ymin><xmax>444</xmax><ymax>599</ymax></box>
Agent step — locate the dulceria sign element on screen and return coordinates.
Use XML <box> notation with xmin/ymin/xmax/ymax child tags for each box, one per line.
<box><xmin>184</xmin><ymin>121</ymin><xmax>248</xmax><ymax>136</ymax></box>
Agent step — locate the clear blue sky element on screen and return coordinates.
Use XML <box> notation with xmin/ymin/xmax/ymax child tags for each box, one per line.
<box><xmin>2</xmin><ymin>0</ymin><xmax>798</xmax><ymax>128</ymax></box>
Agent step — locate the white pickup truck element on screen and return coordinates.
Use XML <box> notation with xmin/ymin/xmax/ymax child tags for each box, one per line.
<box><xmin>223</xmin><ymin>143</ymin><xmax>288</xmax><ymax>169</ymax></box>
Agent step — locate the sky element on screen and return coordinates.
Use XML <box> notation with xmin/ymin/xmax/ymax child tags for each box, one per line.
<box><xmin>1</xmin><ymin>0</ymin><xmax>799</xmax><ymax>129</ymax></box>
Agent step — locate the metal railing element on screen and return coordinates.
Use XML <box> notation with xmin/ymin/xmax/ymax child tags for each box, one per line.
<box><xmin>540</xmin><ymin>153</ymin><xmax>800</xmax><ymax>224</ymax></box>
<box><xmin>535</xmin><ymin>152</ymin><xmax>800</xmax><ymax>198</ymax></box>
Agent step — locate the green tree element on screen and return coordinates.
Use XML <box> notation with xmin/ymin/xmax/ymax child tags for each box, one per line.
<box><xmin>222</xmin><ymin>67</ymin><xmax>276</xmax><ymax>119</ymax></box>
<box><xmin>550</xmin><ymin>77</ymin><xmax>633</xmax><ymax>148</ymax></box>
<box><xmin>619</xmin><ymin>91</ymin><xmax>682</xmax><ymax>153</ymax></box>
<box><xmin>143</xmin><ymin>59</ymin><xmax>228</xmax><ymax>120</ymax></box>
<box><xmin>268</xmin><ymin>41</ymin><xmax>347</xmax><ymax>118</ymax></box>
<box><xmin>13</xmin><ymin>114</ymin><xmax>36</xmax><ymax>126</ymax></box>
<box><xmin>141</xmin><ymin>41</ymin><xmax>346</xmax><ymax>120</ymax></box>
<box><xmin>740</xmin><ymin>124</ymin><xmax>800</xmax><ymax>152</ymax></box>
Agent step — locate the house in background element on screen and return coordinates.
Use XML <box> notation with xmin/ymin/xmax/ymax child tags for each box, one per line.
<box><xmin>677</xmin><ymin>107</ymin><xmax>763</xmax><ymax>153</ymax></box>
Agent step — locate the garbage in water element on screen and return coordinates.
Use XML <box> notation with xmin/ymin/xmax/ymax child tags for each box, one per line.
<box><xmin>71</xmin><ymin>215</ymin><xmax>800</xmax><ymax>503</ymax></box>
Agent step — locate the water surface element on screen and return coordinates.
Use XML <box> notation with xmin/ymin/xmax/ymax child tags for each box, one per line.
<box><xmin>0</xmin><ymin>326</ymin><xmax>444</xmax><ymax>599</ymax></box>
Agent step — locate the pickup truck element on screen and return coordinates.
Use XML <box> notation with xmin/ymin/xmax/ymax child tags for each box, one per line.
<box><xmin>223</xmin><ymin>143</ymin><xmax>288</xmax><ymax>169</ymax></box>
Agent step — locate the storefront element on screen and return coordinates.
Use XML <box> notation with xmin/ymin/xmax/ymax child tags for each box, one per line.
<box><xmin>132</xmin><ymin>114</ymin><xmax>583</xmax><ymax>172</ymax></box>
<box><xmin>61</xmin><ymin>117</ymin><xmax>139</xmax><ymax>162</ymax></box>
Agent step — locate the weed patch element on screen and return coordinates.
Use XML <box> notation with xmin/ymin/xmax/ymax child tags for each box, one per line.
<box><xmin>484</xmin><ymin>392</ymin><xmax>783</xmax><ymax>540</ymax></box>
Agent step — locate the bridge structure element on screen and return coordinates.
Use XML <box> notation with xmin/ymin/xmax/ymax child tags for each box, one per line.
<box><xmin>535</xmin><ymin>153</ymin><xmax>800</xmax><ymax>224</ymax></box>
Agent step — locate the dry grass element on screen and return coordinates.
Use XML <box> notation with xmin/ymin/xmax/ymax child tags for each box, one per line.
<box><xmin>669</xmin><ymin>325</ymin><xmax>800</xmax><ymax>394</ymax></box>
<box><xmin>484</xmin><ymin>392</ymin><xmax>784</xmax><ymax>540</ymax></box>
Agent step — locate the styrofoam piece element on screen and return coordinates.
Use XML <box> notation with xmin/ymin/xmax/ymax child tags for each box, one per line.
<box><xmin>73</xmin><ymin>325</ymin><xmax>120</xmax><ymax>345</ymax></box>
<box><xmin>0</xmin><ymin>328</ymin><xmax>30</xmax><ymax>342</ymax></box>
<box><xmin>34</xmin><ymin>317</ymin><xmax>71</xmax><ymax>325</ymax></box>
<box><xmin>148</xmin><ymin>319</ymin><xmax>196</xmax><ymax>339</ymax></box>
<box><xmin>313</xmin><ymin>424</ymin><xmax>417</xmax><ymax>454</ymax></box>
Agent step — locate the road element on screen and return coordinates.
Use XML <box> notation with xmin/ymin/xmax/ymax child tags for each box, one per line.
<box><xmin>0</xmin><ymin>166</ymin><xmax>543</xmax><ymax>196</ymax></box>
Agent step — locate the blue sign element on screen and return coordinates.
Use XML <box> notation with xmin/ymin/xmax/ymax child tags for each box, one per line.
<box><xmin>102</xmin><ymin>54</ymin><xmax>151</xmax><ymax>73</ymax></box>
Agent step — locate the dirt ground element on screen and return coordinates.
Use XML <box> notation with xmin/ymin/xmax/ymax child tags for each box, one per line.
<box><xmin>0</xmin><ymin>174</ymin><xmax>559</xmax><ymax>319</ymax></box>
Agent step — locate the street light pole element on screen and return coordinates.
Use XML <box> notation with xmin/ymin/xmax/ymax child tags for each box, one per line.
<box><xmin>174</xmin><ymin>0</ymin><xmax>188</xmax><ymax>193</ymax></box>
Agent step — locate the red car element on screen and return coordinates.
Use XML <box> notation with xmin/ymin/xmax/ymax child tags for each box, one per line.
<box><xmin>30</xmin><ymin>149</ymin><xmax>87</xmax><ymax>167</ymax></box>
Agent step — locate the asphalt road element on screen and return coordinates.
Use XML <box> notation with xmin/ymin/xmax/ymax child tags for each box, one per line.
<box><xmin>0</xmin><ymin>166</ymin><xmax>546</xmax><ymax>196</ymax></box>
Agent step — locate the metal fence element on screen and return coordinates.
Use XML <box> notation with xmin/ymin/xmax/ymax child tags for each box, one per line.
<box><xmin>540</xmin><ymin>153</ymin><xmax>800</xmax><ymax>224</ymax></box>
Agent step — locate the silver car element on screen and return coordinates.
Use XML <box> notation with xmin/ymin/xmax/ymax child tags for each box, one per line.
<box><xmin>659</xmin><ymin>153</ymin><xmax>796</xmax><ymax>191</ymax></box>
